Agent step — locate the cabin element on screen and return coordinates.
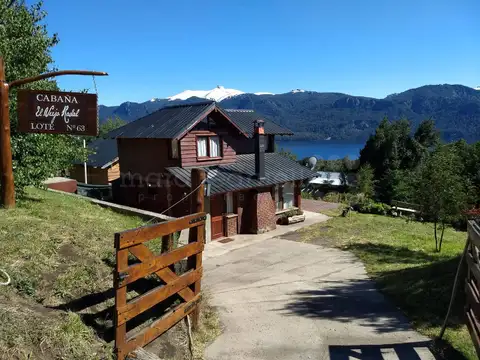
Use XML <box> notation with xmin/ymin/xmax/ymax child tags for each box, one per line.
<box><xmin>70</xmin><ymin>138</ymin><xmax>120</xmax><ymax>185</ymax></box>
<box><xmin>109</xmin><ymin>101</ymin><xmax>317</xmax><ymax>241</ymax></box>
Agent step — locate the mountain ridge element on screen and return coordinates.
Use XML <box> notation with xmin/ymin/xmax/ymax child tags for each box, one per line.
<box><xmin>99</xmin><ymin>84</ymin><xmax>480</xmax><ymax>142</ymax></box>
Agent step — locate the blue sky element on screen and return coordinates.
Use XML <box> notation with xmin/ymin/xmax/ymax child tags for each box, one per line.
<box><xmin>38</xmin><ymin>0</ymin><xmax>479</xmax><ymax>106</ymax></box>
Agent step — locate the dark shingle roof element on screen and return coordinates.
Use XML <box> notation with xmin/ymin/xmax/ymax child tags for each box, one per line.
<box><xmin>107</xmin><ymin>101</ymin><xmax>248</xmax><ymax>139</ymax></box>
<box><xmin>224</xmin><ymin>109</ymin><xmax>293</xmax><ymax>137</ymax></box>
<box><xmin>166</xmin><ymin>153</ymin><xmax>316</xmax><ymax>195</ymax></box>
<box><xmin>74</xmin><ymin>138</ymin><xmax>118</xmax><ymax>168</ymax></box>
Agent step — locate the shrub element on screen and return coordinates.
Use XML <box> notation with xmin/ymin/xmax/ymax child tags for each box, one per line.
<box><xmin>355</xmin><ymin>199</ymin><xmax>391</xmax><ymax>215</ymax></box>
<box><xmin>323</xmin><ymin>192</ymin><xmax>342</xmax><ymax>203</ymax></box>
<box><xmin>323</xmin><ymin>192</ymin><xmax>366</xmax><ymax>206</ymax></box>
<box><xmin>301</xmin><ymin>191</ymin><xmax>318</xmax><ymax>200</ymax></box>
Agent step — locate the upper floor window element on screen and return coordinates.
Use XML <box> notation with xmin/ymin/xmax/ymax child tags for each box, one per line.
<box><xmin>197</xmin><ymin>136</ymin><xmax>221</xmax><ymax>159</ymax></box>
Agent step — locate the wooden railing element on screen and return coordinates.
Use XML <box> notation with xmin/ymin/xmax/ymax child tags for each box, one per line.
<box><xmin>466</xmin><ymin>220</ymin><xmax>480</xmax><ymax>357</ymax></box>
<box><xmin>114</xmin><ymin>212</ymin><xmax>206</xmax><ymax>359</ymax></box>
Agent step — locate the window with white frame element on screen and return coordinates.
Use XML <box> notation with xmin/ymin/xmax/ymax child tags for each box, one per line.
<box><xmin>197</xmin><ymin>136</ymin><xmax>221</xmax><ymax>158</ymax></box>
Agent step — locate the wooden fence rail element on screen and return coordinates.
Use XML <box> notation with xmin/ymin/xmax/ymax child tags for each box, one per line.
<box><xmin>466</xmin><ymin>220</ymin><xmax>480</xmax><ymax>357</ymax></box>
<box><xmin>114</xmin><ymin>211</ymin><xmax>206</xmax><ymax>359</ymax></box>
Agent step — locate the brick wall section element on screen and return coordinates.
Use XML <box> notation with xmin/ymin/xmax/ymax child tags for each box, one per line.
<box><xmin>251</xmin><ymin>190</ymin><xmax>276</xmax><ymax>234</ymax></box>
<box><xmin>224</xmin><ymin>215</ymin><xmax>238</xmax><ymax>237</ymax></box>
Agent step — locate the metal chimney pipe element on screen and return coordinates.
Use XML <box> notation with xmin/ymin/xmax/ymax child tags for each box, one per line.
<box><xmin>254</xmin><ymin>119</ymin><xmax>265</xmax><ymax>180</ymax></box>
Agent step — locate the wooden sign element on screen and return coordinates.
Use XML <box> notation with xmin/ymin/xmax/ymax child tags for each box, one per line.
<box><xmin>17</xmin><ymin>90</ymin><xmax>98</xmax><ymax>136</ymax></box>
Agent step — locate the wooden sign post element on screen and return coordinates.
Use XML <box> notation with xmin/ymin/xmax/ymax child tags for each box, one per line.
<box><xmin>0</xmin><ymin>58</ymin><xmax>14</xmax><ymax>210</ymax></box>
<box><xmin>0</xmin><ymin>56</ymin><xmax>108</xmax><ymax>209</ymax></box>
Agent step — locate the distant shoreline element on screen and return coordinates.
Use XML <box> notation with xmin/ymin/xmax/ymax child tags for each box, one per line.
<box><xmin>275</xmin><ymin>139</ymin><xmax>364</xmax><ymax>160</ymax></box>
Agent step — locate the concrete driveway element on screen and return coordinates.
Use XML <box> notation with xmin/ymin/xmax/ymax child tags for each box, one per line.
<box><xmin>203</xmin><ymin>216</ymin><xmax>435</xmax><ymax>360</ymax></box>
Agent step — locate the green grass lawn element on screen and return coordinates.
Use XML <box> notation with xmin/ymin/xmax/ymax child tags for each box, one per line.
<box><xmin>298</xmin><ymin>208</ymin><xmax>475</xmax><ymax>360</ymax></box>
<box><xmin>0</xmin><ymin>188</ymin><xmax>218</xmax><ymax>360</ymax></box>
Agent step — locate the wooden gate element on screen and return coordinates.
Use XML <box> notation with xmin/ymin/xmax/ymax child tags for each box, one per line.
<box><xmin>465</xmin><ymin>220</ymin><xmax>480</xmax><ymax>357</ymax></box>
<box><xmin>114</xmin><ymin>212</ymin><xmax>205</xmax><ymax>359</ymax></box>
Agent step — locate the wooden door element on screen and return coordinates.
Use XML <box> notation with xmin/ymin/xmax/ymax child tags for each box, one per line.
<box><xmin>210</xmin><ymin>195</ymin><xmax>224</xmax><ymax>239</ymax></box>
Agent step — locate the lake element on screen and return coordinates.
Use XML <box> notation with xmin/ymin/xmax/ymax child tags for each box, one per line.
<box><xmin>275</xmin><ymin>140</ymin><xmax>364</xmax><ymax>160</ymax></box>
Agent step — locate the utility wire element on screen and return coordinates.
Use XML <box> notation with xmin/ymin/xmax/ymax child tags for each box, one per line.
<box><xmin>160</xmin><ymin>179</ymin><xmax>206</xmax><ymax>217</ymax></box>
<box><xmin>138</xmin><ymin>178</ymin><xmax>207</xmax><ymax>229</ymax></box>
<box><xmin>92</xmin><ymin>75</ymin><xmax>98</xmax><ymax>95</ymax></box>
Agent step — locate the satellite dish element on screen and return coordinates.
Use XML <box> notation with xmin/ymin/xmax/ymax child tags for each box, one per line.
<box><xmin>307</xmin><ymin>156</ymin><xmax>317</xmax><ymax>170</ymax></box>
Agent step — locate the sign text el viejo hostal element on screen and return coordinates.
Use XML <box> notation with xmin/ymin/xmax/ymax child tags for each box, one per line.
<box><xmin>17</xmin><ymin>90</ymin><xmax>98</xmax><ymax>136</ymax></box>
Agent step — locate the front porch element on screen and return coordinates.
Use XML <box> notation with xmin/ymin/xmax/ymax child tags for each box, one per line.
<box><xmin>206</xmin><ymin>181</ymin><xmax>303</xmax><ymax>241</ymax></box>
<box><xmin>178</xmin><ymin>210</ymin><xmax>328</xmax><ymax>250</ymax></box>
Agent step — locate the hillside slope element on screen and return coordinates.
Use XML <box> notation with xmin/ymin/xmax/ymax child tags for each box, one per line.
<box><xmin>100</xmin><ymin>84</ymin><xmax>480</xmax><ymax>142</ymax></box>
<box><xmin>0</xmin><ymin>189</ymin><xmax>145</xmax><ymax>359</ymax></box>
<box><xmin>0</xmin><ymin>189</ymin><xmax>219</xmax><ymax>360</ymax></box>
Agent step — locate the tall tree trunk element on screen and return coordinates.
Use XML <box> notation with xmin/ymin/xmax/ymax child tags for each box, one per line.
<box><xmin>439</xmin><ymin>221</ymin><xmax>446</xmax><ymax>253</ymax></box>
<box><xmin>434</xmin><ymin>221</ymin><xmax>438</xmax><ymax>252</ymax></box>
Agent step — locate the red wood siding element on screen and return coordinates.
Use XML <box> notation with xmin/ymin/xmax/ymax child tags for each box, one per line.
<box><xmin>112</xmin><ymin>175</ymin><xmax>191</xmax><ymax>218</ymax></box>
<box><xmin>221</xmin><ymin>134</ymin><xmax>275</xmax><ymax>154</ymax></box>
<box><xmin>118</xmin><ymin>138</ymin><xmax>180</xmax><ymax>177</ymax></box>
<box><xmin>180</xmin><ymin>130</ymin><xmax>236</xmax><ymax>167</ymax></box>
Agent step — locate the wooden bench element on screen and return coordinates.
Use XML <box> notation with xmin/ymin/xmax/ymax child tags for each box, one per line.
<box><xmin>391</xmin><ymin>200</ymin><xmax>421</xmax><ymax>216</ymax></box>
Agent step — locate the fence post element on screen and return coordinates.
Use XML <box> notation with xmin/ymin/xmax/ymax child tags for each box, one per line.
<box><xmin>188</xmin><ymin>168</ymin><xmax>205</xmax><ymax>330</ymax></box>
<box><xmin>114</xmin><ymin>233</ymin><xmax>128</xmax><ymax>359</ymax></box>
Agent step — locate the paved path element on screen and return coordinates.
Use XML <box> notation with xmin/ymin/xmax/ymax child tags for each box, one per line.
<box><xmin>204</xmin><ymin>219</ymin><xmax>435</xmax><ymax>360</ymax></box>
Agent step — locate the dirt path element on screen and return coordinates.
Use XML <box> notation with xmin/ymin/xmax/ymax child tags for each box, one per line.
<box><xmin>302</xmin><ymin>199</ymin><xmax>340</xmax><ymax>213</ymax></box>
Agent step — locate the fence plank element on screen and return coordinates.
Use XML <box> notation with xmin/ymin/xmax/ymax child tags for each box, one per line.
<box><xmin>117</xmin><ymin>267</ymin><xmax>203</xmax><ymax>326</ymax></box>
<box><xmin>118</xmin><ymin>241</ymin><xmax>204</xmax><ymax>287</ymax></box>
<box><xmin>114</xmin><ymin>238</ymin><xmax>129</xmax><ymax>360</ymax></box>
<box><xmin>466</xmin><ymin>308</ymin><xmax>480</xmax><ymax>357</ymax></box>
<box><xmin>115</xmin><ymin>169</ymin><xmax>205</xmax><ymax>358</ymax></box>
<box><xmin>466</xmin><ymin>253</ymin><xmax>480</xmax><ymax>283</ymax></box>
<box><xmin>117</xmin><ymin>212</ymin><xmax>206</xmax><ymax>249</ymax></box>
<box><xmin>187</xmin><ymin>169</ymin><xmax>205</xmax><ymax>330</ymax></box>
<box><xmin>129</xmin><ymin>243</ymin><xmax>195</xmax><ymax>302</ymax></box>
<box><xmin>466</xmin><ymin>221</ymin><xmax>480</xmax><ymax>359</ymax></box>
<box><xmin>468</xmin><ymin>221</ymin><xmax>480</xmax><ymax>250</ymax></box>
<box><xmin>123</xmin><ymin>293</ymin><xmax>202</xmax><ymax>356</ymax></box>
<box><xmin>467</xmin><ymin>281</ymin><xmax>480</xmax><ymax>317</ymax></box>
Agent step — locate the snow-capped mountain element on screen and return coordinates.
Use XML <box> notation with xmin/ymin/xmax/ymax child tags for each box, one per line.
<box><xmin>168</xmin><ymin>86</ymin><xmax>243</xmax><ymax>102</ymax></box>
<box><xmin>253</xmin><ymin>92</ymin><xmax>274</xmax><ymax>96</ymax></box>
<box><xmin>167</xmin><ymin>85</ymin><xmax>273</xmax><ymax>102</ymax></box>
<box><xmin>99</xmin><ymin>84</ymin><xmax>480</xmax><ymax>143</ymax></box>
